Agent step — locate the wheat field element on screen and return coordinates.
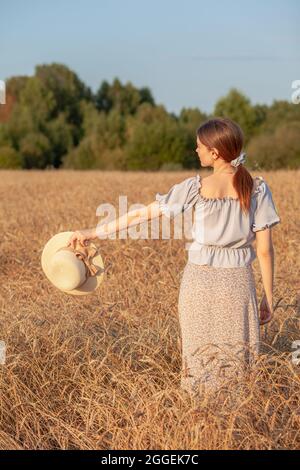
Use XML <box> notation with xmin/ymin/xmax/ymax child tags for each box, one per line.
<box><xmin>0</xmin><ymin>169</ymin><xmax>299</xmax><ymax>450</ymax></box>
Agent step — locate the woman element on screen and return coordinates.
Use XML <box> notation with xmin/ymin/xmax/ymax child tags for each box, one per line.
<box><xmin>67</xmin><ymin>117</ymin><xmax>281</xmax><ymax>397</ymax></box>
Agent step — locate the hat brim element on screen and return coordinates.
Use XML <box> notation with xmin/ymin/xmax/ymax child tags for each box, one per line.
<box><xmin>41</xmin><ymin>231</ymin><xmax>105</xmax><ymax>296</ymax></box>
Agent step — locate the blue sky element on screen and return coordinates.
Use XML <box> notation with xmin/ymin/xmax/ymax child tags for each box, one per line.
<box><xmin>1</xmin><ymin>0</ymin><xmax>299</xmax><ymax>115</ymax></box>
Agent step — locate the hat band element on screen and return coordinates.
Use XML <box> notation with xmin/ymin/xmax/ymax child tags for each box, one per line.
<box><xmin>56</xmin><ymin>242</ymin><xmax>103</xmax><ymax>278</ymax></box>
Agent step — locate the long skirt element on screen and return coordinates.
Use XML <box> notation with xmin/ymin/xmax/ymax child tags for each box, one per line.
<box><xmin>178</xmin><ymin>261</ymin><xmax>260</xmax><ymax>397</ymax></box>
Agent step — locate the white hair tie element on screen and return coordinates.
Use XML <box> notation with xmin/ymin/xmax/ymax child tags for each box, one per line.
<box><xmin>231</xmin><ymin>152</ymin><xmax>246</xmax><ymax>167</ymax></box>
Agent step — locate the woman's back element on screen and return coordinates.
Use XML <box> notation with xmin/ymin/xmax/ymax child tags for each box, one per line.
<box><xmin>199</xmin><ymin>173</ymin><xmax>240</xmax><ymax>200</ymax></box>
<box><xmin>155</xmin><ymin>173</ymin><xmax>281</xmax><ymax>268</ymax></box>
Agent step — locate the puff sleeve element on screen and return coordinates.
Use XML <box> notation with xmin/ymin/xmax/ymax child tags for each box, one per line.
<box><xmin>155</xmin><ymin>175</ymin><xmax>200</xmax><ymax>219</ymax></box>
<box><xmin>252</xmin><ymin>179</ymin><xmax>281</xmax><ymax>232</ymax></box>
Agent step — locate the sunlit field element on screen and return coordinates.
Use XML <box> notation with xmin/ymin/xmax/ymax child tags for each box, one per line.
<box><xmin>0</xmin><ymin>169</ymin><xmax>299</xmax><ymax>450</ymax></box>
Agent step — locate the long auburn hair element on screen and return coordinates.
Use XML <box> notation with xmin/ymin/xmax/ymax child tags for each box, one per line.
<box><xmin>196</xmin><ymin>117</ymin><xmax>254</xmax><ymax>215</ymax></box>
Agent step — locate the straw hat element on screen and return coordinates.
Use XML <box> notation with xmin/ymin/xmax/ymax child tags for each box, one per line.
<box><xmin>41</xmin><ymin>231</ymin><xmax>105</xmax><ymax>295</ymax></box>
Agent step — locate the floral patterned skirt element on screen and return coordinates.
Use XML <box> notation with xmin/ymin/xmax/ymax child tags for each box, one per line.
<box><xmin>178</xmin><ymin>261</ymin><xmax>260</xmax><ymax>397</ymax></box>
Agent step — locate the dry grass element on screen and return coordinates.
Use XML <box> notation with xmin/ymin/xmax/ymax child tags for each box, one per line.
<box><xmin>0</xmin><ymin>168</ymin><xmax>299</xmax><ymax>450</ymax></box>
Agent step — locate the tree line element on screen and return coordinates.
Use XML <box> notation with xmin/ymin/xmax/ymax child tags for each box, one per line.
<box><xmin>0</xmin><ymin>63</ymin><xmax>299</xmax><ymax>170</ymax></box>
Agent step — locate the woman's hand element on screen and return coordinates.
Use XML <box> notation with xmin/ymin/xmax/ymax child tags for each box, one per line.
<box><xmin>259</xmin><ymin>294</ymin><xmax>273</xmax><ymax>325</ymax></box>
<box><xmin>67</xmin><ymin>229</ymin><xmax>97</xmax><ymax>249</ymax></box>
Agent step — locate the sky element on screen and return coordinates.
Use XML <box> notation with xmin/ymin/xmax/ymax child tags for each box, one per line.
<box><xmin>1</xmin><ymin>0</ymin><xmax>299</xmax><ymax>115</ymax></box>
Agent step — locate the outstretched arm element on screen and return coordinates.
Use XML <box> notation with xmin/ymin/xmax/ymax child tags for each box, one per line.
<box><xmin>67</xmin><ymin>201</ymin><xmax>161</xmax><ymax>248</ymax></box>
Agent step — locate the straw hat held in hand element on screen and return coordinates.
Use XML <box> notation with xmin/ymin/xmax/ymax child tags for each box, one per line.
<box><xmin>41</xmin><ymin>231</ymin><xmax>104</xmax><ymax>296</ymax></box>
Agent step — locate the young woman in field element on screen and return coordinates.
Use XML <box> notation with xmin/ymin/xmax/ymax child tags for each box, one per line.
<box><xmin>67</xmin><ymin>117</ymin><xmax>281</xmax><ymax>397</ymax></box>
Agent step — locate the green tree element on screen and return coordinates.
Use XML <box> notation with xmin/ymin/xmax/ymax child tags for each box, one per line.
<box><xmin>178</xmin><ymin>107</ymin><xmax>208</xmax><ymax>133</ymax></box>
<box><xmin>45</xmin><ymin>112</ymin><xmax>75</xmax><ymax>167</ymax></box>
<box><xmin>5</xmin><ymin>76</ymin><xmax>56</xmax><ymax>149</ymax></box>
<box><xmin>62</xmin><ymin>137</ymin><xmax>97</xmax><ymax>169</ymax></box>
<box><xmin>20</xmin><ymin>132</ymin><xmax>52</xmax><ymax>169</ymax></box>
<box><xmin>6</xmin><ymin>76</ymin><xmax>29</xmax><ymax>100</ymax></box>
<box><xmin>178</xmin><ymin>108</ymin><xmax>208</xmax><ymax>168</ymax></box>
<box><xmin>95</xmin><ymin>78</ymin><xmax>155</xmax><ymax>115</ymax></box>
<box><xmin>62</xmin><ymin>106</ymin><xmax>127</xmax><ymax>169</ymax></box>
<box><xmin>247</xmin><ymin>121</ymin><xmax>300</xmax><ymax>170</ymax></box>
<box><xmin>36</xmin><ymin>64</ymin><xmax>92</xmax><ymax>116</ymax></box>
<box><xmin>0</xmin><ymin>146</ymin><xmax>23</xmax><ymax>168</ymax></box>
<box><xmin>125</xmin><ymin>106</ymin><xmax>190</xmax><ymax>170</ymax></box>
<box><xmin>258</xmin><ymin>100</ymin><xmax>300</xmax><ymax>134</ymax></box>
<box><xmin>214</xmin><ymin>88</ymin><xmax>258</xmax><ymax>144</ymax></box>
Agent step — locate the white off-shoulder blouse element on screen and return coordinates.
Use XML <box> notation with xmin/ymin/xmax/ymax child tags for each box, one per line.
<box><xmin>155</xmin><ymin>174</ymin><xmax>281</xmax><ymax>268</ymax></box>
